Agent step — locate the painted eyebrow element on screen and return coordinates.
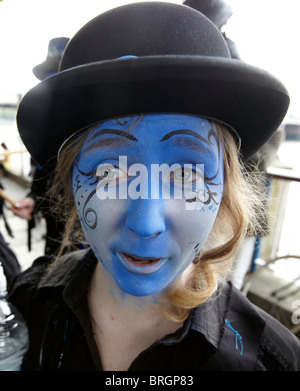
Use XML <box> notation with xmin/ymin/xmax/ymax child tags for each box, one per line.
<box><xmin>83</xmin><ymin>136</ymin><xmax>134</xmax><ymax>153</ymax></box>
<box><xmin>160</xmin><ymin>129</ymin><xmax>212</xmax><ymax>153</ymax></box>
<box><xmin>89</xmin><ymin>129</ymin><xmax>138</xmax><ymax>142</ymax></box>
<box><xmin>160</xmin><ymin>129</ymin><xmax>208</xmax><ymax>143</ymax></box>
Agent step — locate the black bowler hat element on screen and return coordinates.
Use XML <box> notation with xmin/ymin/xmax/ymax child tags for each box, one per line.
<box><xmin>17</xmin><ymin>1</ymin><xmax>289</xmax><ymax>170</ymax></box>
<box><xmin>32</xmin><ymin>37</ymin><xmax>70</xmax><ymax>81</ymax></box>
<box><xmin>183</xmin><ymin>0</ymin><xmax>233</xmax><ymax>30</ymax></box>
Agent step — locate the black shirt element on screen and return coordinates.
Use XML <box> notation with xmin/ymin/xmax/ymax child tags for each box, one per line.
<box><xmin>9</xmin><ymin>249</ymin><xmax>300</xmax><ymax>371</ymax></box>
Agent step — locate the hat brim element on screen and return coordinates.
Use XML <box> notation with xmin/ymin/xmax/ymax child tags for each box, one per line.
<box><xmin>17</xmin><ymin>55</ymin><xmax>289</xmax><ymax>169</ymax></box>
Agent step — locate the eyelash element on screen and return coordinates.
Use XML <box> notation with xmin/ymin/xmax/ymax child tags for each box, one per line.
<box><xmin>76</xmin><ymin>163</ymin><xmax>222</xmax><ymax>206</ymax></box>
<box><xmin>77</xmin><ymin>163</ymin><xmax>219</xmax><ymax>190</ymax></box>
<box><xmin>169</xmin><ymin>166</ymin><xmax>204</xmax><ymax>184</ymax></box>
<box><xmin>96</xmin><ymin>164</ymin><xmax>127</xmax><ymax>184</ymax></box>
<box><xmin>90</xmin><ymin>164</ymin><xmax>204</xmax><ymax>186</ymax></box>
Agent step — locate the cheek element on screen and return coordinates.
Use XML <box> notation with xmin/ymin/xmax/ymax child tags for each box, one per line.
<box><xmin>167</xmin><ymin>197</ymin><xmax>221</xmax><ymax>257</ymax></box>
<box><xmin>184</xmin><ymin>208</ymin><xmax>218</xmax><ymax>242</ymax></box>
<box><xmin>73</xmin><ymin>173</ymin><xmax>126</xmax><ymax>250</ymax></box>
<box><xmin>73</xmin><ymin>172</ymin><xmax>98</xmax><ymax>230</ymax></box>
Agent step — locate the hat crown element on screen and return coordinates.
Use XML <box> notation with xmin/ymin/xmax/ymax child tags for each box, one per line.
<box><xmin>60</xmin><ymin>2</ymin><xmax>230</xmax><ymax>71</ymax></box>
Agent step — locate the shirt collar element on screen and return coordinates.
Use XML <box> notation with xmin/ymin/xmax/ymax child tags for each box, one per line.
<box><xmin>39</xmin><ymin>248</ymin><xmax>229</xmax><ymax>350</ymax></box>
<box><xmin>188</xmin><ymin>282</ymin><xmax>230</xmax><ymax>348</ymax></box>
<box><xmin>37</xmin><ymin>248</ymin><xmax>94</xmax><ymax>292</ymax></box>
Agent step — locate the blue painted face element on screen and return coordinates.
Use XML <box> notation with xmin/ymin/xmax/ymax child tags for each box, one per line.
<box><xmin>72</xmin><ymin>114</ymin><xmax>224</xmax><ymax>297</ymax></box>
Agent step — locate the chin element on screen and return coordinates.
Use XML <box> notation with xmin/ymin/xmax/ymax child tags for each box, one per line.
<box><xmin>116</xmin><ymin>279</ymin><xmax>170</xmax><ymax>298</ymax></box>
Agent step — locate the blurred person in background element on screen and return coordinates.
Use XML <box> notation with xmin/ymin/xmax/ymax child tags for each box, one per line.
<box><xmin>12</xmin><ymin>37</ymin><xmax>70</xmax><ymax>255</ymax></box>
<box><xmin>0</xmin><ymin>162</ymin><xmax>20</xmax><ymax>289</ymax></box>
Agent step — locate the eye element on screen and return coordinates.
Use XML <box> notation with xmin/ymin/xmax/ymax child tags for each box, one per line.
<box><xmin>171</xmin><ymin>166</ymin><xmax>203</xmax><ymax>183</ymax></box>
<box><xmin>96</xmin><ymin>163</ymin><xmax>127</xmax><ymax>183</ymax></box>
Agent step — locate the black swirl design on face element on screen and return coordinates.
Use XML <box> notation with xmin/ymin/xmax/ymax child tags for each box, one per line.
<box><xmin>74</xmin><ymin>164</ymin><xmax>98</xmax><ymax>229</ymax></box>
<box><xmin>116</xmin><ymin>119</ymin><xmax>128</xmax><ymax>126</ymax></box>
<box><xmin>73</xmin><ymin>119</ymin><xmax>137</xmax><ymax>230</ymax></box>
<box><xmin>185</xmin><ymin>127</ymin><xmax>222</xmax><ymax>206</ymax></box>
<box><xmin>82</xmin><ymin>189</ymin><xmax>97</xmax><ymax>229</ymax></box>
<box><xmin>194</xmin><ymin>242</ymin><xmax>200</xmax><ymax>254</ymax></box>
<box><xmin>74</xmin><ymin>174</ymin><xmax>82</xmax><ymax>195</ymax></box>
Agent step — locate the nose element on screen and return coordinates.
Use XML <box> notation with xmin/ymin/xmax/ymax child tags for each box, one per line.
<box><xmin>125</xmin><ymin>198</ymin><xmax>166</xmax><ymax>239</ymax></box>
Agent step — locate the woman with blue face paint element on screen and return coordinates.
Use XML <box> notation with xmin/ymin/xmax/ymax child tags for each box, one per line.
<box><xmin>9</xmin><ymin>2</ymin><xmax>300</xmax><ymax>371</ymax></box>
<box><xmin>72</xmin><ymin>114</ymin><xmax>225</xmax><ymax>299</ymax></box>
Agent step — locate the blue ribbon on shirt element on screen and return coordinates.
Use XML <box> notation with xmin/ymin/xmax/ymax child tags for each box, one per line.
<box><xmin>225</xmin><ymin>319</ymin><xmax>243</xmax><ymax>355</ymax></box>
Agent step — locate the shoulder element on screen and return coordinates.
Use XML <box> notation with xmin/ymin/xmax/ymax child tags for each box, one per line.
<box><xmin>229</xmin><ymin>282</ymin><xmax>300</xmax><ymax>371</ymax></box>
<box><xmin>8</xmin><ymin>249</ymin><xmax>91</xmax><ymax>313</ymax></box>
<box><xmin>8</xmin><ymin>249</ymin><xmax>93</xmax><ymax>370</ymax></box>
<box><xmin>257</xmin><ymin>306</ymin><xmax>300</xmax><ymax>370</ymax></box>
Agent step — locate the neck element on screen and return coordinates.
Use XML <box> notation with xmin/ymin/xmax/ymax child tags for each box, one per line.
<box><xmin>88</xmin><ymin>261</ymin><xmax>186</xmax><ymax>371</ymax></box>
<box><xmin>89</xmin><ymin>261</ymin><xmax>194</xmax><ymax>326</ymax></box>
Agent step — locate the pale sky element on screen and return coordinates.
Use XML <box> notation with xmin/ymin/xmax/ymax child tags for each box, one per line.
<box><xmin>0</xmin><ymin>0</ymin><xmax>299</xmax><ymax>120</ymax></box>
